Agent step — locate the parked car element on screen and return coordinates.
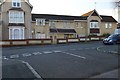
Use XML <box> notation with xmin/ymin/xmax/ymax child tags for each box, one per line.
<box><xmin>103</xmin><ymin>34</ymin><xmax>120</xmax><ymax>45</ymax></box>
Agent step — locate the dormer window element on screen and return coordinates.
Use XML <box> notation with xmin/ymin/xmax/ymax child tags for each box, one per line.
<box><xmin>36</xmin><ymin>19</ymin><xmax>45</xmax><ymax>26</ymax></box>
<box><xmin>12</xmin><ymin>0</ymin><xmax>21</xmax><ymax>8</ymax></box>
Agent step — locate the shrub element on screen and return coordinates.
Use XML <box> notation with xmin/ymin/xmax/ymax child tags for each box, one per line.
<box><xmin>102</xmin><ymin>33</ymin><xmax>111</xmax><ymax>37</ymax></box>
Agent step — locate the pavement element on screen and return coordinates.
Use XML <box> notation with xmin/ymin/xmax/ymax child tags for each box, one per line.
<box><xmin>91</xmin><ymin>69</ymin><xmax>119</xmax><ymax>78</ymax></box>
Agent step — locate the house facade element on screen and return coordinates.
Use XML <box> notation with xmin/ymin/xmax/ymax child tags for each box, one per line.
<box><xmin>0</xmin><ymin>0</ymin><xmax>118</xmax><ymax>40</ymax></box>
<box><xmin>0</xmin><ymin>0</ymin><xmax>32</xmax><ymax>40</ymax></box>
<box><xmin>32</xmin><ymin>10</ymin><xmax>117</xmax><ymax>40</ymax></box>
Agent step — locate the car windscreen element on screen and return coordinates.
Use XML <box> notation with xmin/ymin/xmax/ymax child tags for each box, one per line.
<box><xmin>108</xmin><ymin>34</ymin><xmax>117</xmax><ymax>38</ymax></box>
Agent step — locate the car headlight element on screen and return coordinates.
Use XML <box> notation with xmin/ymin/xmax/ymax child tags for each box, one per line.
<box><xmin>103</xmin><ymin>38</ymin><xmax>107</xmax><ymax>41</ymax></box>
<box><xmin>109</xmin><ymin>39</ymin><xmax>113</xmax><ymax>42</ymax></box>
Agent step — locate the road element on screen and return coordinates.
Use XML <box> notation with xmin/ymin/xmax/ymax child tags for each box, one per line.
<box><xmin>2</xmin><ymin>41</ymin><xmax>120</xmax><ymax>79</ymax></box>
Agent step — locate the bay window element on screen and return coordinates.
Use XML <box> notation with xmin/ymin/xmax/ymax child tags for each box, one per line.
<box><xmin>9</xmin><ymin>11</ymin><xmax>24</xmax><ymax>23</ymax></box>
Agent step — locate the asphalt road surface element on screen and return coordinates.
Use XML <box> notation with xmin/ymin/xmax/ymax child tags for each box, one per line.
<box><xmin>2</xmin><ymin>41</ymin><xmax>120</xmax><ymax>79</ymax></box>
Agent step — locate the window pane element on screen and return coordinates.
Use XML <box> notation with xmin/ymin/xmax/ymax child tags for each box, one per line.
<box><xmin>91</xmin><ymin>23</ymin><xmax>93</xmax><ymax>28</ymax></box>
<box><xmin>105</xmin><ymin>23</ymin><xmax>108</xmax><ymax>28</ymax></box>
<box><xmin>17</xmin><ymin>3</ymin><xmax>20</xmax><ymax>7</ymax></box>
<box><xmin>90</xmin><ymin>22</ymin><xmax>98</xmax><ymax>28</ymax></box>
<box><xmin>13</xmin><ymin>2</ymin><xmax>16</xmax><ymax>6</ymax></box>
<box><xmin>9</xmin><ymin>11</ymin><xmax>24</xmax><ymax>23</ymax></box>
<box><xmin>14</xmin><ymin>29</ymin><xmax>19</xmax><ymax>39</ymax></box>
<box><xmin>36</xmin><ymin>19</ymin><xmax>45</xmax><ymax>26</ymax></box>
<box><xmin>12</xmin><ymin>0</ymin><xmax>21</xmax><ymax>7</ymax></box>
<box><xmin>109</xmin><ymin>23</ymin><xmax>112</xmax><ymax>28</ymax></box>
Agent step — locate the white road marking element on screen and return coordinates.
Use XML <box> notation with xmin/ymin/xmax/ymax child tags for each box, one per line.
<box><xmin>32</xmin><ymin>52</ymin><xmax>42</xmax><ymax>55</ymax></box>
<box><xmin>10</xmin><ymin>54</ymin><xmax>19</xmax><ymax>59</ymax></box>
<box><xmin>22</xmin><ymin>53</ymin><xmax>32</xmax><ymax>57</ymax></box>
<box><xmin>62</xmin><ymin>52</ymin><xmax>86</xmax><ymax>59</ymax></box>
<box><xmin>21</xmin><ymin>60</ymin><xmax>42</xmax><ymax>79</ymax></box>
<box><xmin>53</xmin><ymin>50</ymin><xmax>62</xmax><ymax>53</ymax></box>
<box><xmin>2</xmin><ymin>56</ymin><xmax>9</xmax><ymax>60</ymax></box>
<box><xmin>43</xmin><ymin>51</ymin><xmax>52</xmax><ymax>54</ymax></box>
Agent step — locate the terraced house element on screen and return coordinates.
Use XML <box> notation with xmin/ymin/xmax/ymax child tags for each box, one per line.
<box><xmin>0</xmin><ymin>0</ymin><xmax>118</xmax><ymax>40</ymax></box>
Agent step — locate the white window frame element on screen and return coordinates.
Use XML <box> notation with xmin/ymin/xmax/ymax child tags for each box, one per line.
<box><xmin>9</xmin><ymin>27</ymin><xmax>25</xmax><ymax>39</ymax></box>
<box><xmin>9</xmin><ymin>11</ymin><xmax>24</xmax><ymax>23</ymax></box>
<box><xmin>105</xmin><ymin>23</ymin><xmax>112</xmax><ymax>29</ymax></box>
<box><xmin>90</xmin><ymin>22</ymin><xmax>99</xmax><ymax>28</ymax></box>
<box><xmin>36</xmin><ymin>19</ymin><xmax>45</xmax><ymax>26</ymax></box>
<box><xmin>109</xmin><ymin>23</ymin><xmax>112</xmax><ymax>28</ymax></box>
<box><xmin>12</xmin><ymin>0</ymin><xmax>21</xmax><ymax>8</ymax></box>
<box><xmin>105</xmin><ymin>23</ymin><xmax>108</xmax><ymax>28</ymax></box>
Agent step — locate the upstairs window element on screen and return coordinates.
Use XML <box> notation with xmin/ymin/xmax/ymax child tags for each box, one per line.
<box><xmin>105</xmin><ymin>23</ymin><xmax>112</xmax><ymax>29</ymax></box>
<box><xmin>90</xmin><ymin>22</ymin><xmax>99</xmax><ymax>28</ymax></box>
<box><xmin>63</xmin><ymin>21</ymin><xmax>72</xmax><ymax>29</ymax></box>
<box><xmin>36</xmin><ymin>19</ymin><xmax>45</xmax><ymax>26</ymax></box>
<box><xmin>12</xmin><ymin>0</ymin><xmax>21</xmax><ymax>8</ymax></box>
<box><xmin>9</xmin><ymin>11</ymin><xmax>24</xmax><ymax>23</ymax></box>
<box><xmin>49</xmin><ymin>21</ymin><xmax>55</xmax><ymax>27</ymax></box>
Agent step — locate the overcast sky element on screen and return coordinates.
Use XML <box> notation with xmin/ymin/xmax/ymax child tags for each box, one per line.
<box><xmin>29</xmin><ymin>0</ymin><xmax>118</xmax><ymax>21</ymax></box>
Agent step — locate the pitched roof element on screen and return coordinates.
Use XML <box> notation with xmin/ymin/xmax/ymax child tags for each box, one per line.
<box><xmin>81</xmin><ymin>10</ymin><xmax>94</xmax><ymax>16</ymax></box>
<box><xmin>82</xmin><ymin>9</ymin><xmax>102</xmax><ymax>19</ymax></box>
<box><xmin>100</xmin><ymin>15</ymin><xmax>117</xmax><ymax>22</ymax></box>
<box><xmin>81</xmin><ymin>10</ymin><xmax>117</xmax><ymax>22</ymax></box>
<box><xmin>32</xmin><ymin>10</ymin><xmax>117</xmax><ymax>23</ymax></box>
<box><xmin>32</xmin><ymin>14</ymin><xmax>87</xmax><ymax>21</ymax></box>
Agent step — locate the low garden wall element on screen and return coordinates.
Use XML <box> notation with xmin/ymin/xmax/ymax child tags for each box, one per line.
<box><xmin>0</xmin><ymin>39</ymin><xmax>52</xmax><ymax>47</ymax></box>
<box><xmin>57</xmin><ymin>36</ymin><xmax>105</xmax><ymax>44</ymax></box>
<box><xmin>0</xmin><ymin>36</ymin><xmax>105</xmax><ymax>46</ymax></box>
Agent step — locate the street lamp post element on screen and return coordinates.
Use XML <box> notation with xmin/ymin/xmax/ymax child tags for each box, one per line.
<box><xmin>114</xmin><ymin>1</ymin><xmax>120</xmax><ymax>34</ymax></box>
<box><xmin>117</xmin><ymin>1</ymin><xmax>120</xmax><ymax>23</ymax></box>
<box><xmin>115</xmin><ymin>1</ymin><xmax>120</xmax><ymax>54</ymax></box>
